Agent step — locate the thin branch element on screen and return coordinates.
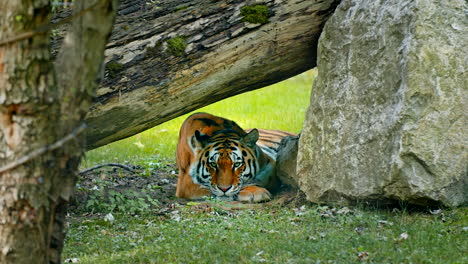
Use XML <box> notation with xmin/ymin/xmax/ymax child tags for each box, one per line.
<box><xmin>79</xmin><ymin>163</ymin><xmax>135</xmax><ymax>175</ymax></box>
<box><xmin>0</xmin><ymin>0</ymin><xmax>102</xmax><ymax>46</ymax></box>
<box><xmin>0</xmin><ymin>123</ymin><xmax>87</xmax><ymax>174</ymax></box>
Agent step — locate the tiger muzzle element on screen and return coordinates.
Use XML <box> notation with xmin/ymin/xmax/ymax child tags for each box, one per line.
<box><xmin>218</xmin><ymin>185</ymin><xmax>232</xmax><ymax>193</ymax></box>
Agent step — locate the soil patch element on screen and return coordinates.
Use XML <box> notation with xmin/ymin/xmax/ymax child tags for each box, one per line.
<box><xmin>69</xmin><ymin>163</ymin><xmax>302</xmax><ymax>215</ymax></box>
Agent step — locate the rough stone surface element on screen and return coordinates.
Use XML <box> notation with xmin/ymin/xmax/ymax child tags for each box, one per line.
<box><xmin>297</xmin><ymin>0</ymin><xmax>467</xmax><ymax>207</ymax></box>
<box><xmin>276</xmin><ymin>135</ymin><xmax>300</xmax><ymax>188</ymax></box>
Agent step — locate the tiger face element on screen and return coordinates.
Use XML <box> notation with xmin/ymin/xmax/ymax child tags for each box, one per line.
<box><xmin>189</xmin><ymin>129</ymin><xmax>259</xmax><ymax>199</ymax></box>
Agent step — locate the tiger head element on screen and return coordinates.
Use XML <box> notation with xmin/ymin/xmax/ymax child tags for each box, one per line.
<box><xmin>189</xmin><ymin>129</ymin><xmax>259</xmax><ymax>199</ymax></box>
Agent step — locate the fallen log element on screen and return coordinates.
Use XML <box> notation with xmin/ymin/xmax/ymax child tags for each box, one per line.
<box><xmin>82</xmin><ymin>0</ymin><xmax>339</xmax><ymax>149</ymax></box>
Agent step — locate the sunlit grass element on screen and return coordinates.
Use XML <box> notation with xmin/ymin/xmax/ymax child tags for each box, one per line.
<box><xmin>82</xmin><ymin>70</ymin><xmax>315</xmax><ymax>168</ymax></box>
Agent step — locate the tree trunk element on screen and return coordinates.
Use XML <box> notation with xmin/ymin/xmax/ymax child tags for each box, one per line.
<box><xmin>0</xmin><ymin>1</ymin><xmax>117</xmax><ymax>263</ymax></box>
<box><xmin>82</xmin><ymin>0</ymin><xmax>340</xmax><ymax>149</ymax></box>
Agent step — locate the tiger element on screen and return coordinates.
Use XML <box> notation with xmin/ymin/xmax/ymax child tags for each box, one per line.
<box><xmin>175</xmin><ymin>112</ymin><xmax>296</xmax><ymax>202</ymax></box>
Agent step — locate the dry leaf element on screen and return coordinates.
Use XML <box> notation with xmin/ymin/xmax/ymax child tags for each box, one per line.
<box><xmin>378</xmin><ymin>220</ymin><xmax>394</xmax><ymax>226</ymax></box>
<box><xmin>395</xmin><ymin>232</ymin><xmax>409</xmax><ymax>242</ymax></box>
<box><xmin>336</xmin><ymin>207</ymin><xmax>352</xmax><ymax>215</ymax></box>
<box><xmin>104</xmin><ymin>213</ymin><xmax>114</xmax><ymax>222</ymax></box>
<box><xmin>64</xmin><ymin>258</ymin><xmax>80</xmax><ymax>263</ymax></box>
<box><xmin>134</xmin><ymin>141</ymin><xmax>145</xmax><ymax>149</ymax></box>
<box><xmin>357</xmin><ymin>251</ymin><xmax>369</xmax><ymax>261</ymax></box>
<box><xmin>430</xmin><ymin>209</ymin><xmax>442</xmax><ymax>215</ymax></box>
<box><xmin>399</xmin><ymin>232</ymin><xmax>409</xmax><ymax>240</ymax></box>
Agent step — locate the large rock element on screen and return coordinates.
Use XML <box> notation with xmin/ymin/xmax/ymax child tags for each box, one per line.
<box><xmin>297</xmin><ymin>0</ymin><xmax>467</xmax><ymax>207</ymax></box>
<box><xmin>276</xmin><ymin>135</ymin><xmax>300</xmax><ymax>188</ymax></box>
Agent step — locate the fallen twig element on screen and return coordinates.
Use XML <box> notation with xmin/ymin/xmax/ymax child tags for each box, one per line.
<box><xmin>79</xmin><ymin>163</ymin><xmax>135</xmax><ymax>175</ymax></box>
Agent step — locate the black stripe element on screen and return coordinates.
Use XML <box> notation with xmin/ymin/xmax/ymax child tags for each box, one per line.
<box><xmin>259</xmin><ymin>132</ymin><xmax>282</xmax><ymax>138</ymax></box>
<box><xmin>259</xmin><ymin>130</ymin><xmax>289</xmax><ymax>137</ymax></box>
<box><xmin>211</xmin><ymin>129</ymin><xmax>242</xmax><ymax>137</ymax></box>
<box><xmin>244</xmin><ymin>147</ymin><xmax>255</xmax><ymax>157</ymax></box>
<box><xmin>197</xmin><ymin>160</ymin><xmax>203</xmax><ymax>172</ymax></box>
<box><xmin>212</xmin><ymin>142</ymin><xmax>225</xmax><ymax>148</ymax></box>
<box><xmin>250</xmin><ymin>159</ymin><xmax>257</xmax><ymax>175</ymax></box>
<box><xmin>259</xmin><ymin>135</ymin><xmax>285</xmax><ymax>141</ymax></box>
<box><xmin>194</xmin><ymin>118</ymin><xmax>221</xmax><ymax>127</ymax></box>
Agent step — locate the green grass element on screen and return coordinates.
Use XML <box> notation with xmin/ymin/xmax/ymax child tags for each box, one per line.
<box><xmin>82</xmin><ymin>70</ymin><xmax>315</xmax><ymax>168</ymax></box>
<box><xmin>66</xmin><ymin>69</ymin><xmax>468</xmax><ymax>263</ymax></box>
<box><xmin>63</xmin><ymin>205</ymin><xmax>468</xmax><ymax>263</ymax></box>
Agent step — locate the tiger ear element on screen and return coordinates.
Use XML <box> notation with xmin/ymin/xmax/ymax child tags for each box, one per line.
<box><xmin>242</xmin><ymin>129</ymin><xmax>259</xmax><ymax>148</ymax></box>
<box><xmin>193</xmin><ymin>130</ymin><xmax>210</xmax><ymax>148</ymax></box>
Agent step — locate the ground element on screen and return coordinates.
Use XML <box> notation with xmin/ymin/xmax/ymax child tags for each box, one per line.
<box><xmin>64</xmin><ymin>163</ymin><xmax>467</xmax><ymax>264</ymax></box>
<box><xmin>71</xmin><ymin>163</ymin><xmax>179</xmax><ymax>212</ymax></box>
<box><xmin>64</xmin><ymin>71</ymin><xmax>466</xmax><ymax>263</ymax></box>
<box><xmin>70</xmin><ymin>162</ymin><xmax>301</xmax><ymax>215</ymax></box>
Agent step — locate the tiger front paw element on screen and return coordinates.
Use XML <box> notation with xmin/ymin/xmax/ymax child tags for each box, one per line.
<box><xmin>238</xmin><ymin>186</ymin><xmax>272</xmax><ymax>203</ymax></box>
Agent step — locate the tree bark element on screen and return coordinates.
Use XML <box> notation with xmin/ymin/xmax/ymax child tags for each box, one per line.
<box><xmin>82</xmin><ymin>0</ymin><xmax>340</xmax><ymax>149</ymax></box>
<box><xmin>0</xmin><ymin>1</ymin><xmax>117</xmax><ymax>263</ymax></box>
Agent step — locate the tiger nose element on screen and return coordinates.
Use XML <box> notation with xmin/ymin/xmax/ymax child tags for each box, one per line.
<box><xmin>218</xmin><ymin>186</ymin><xmax>232</xmax><ymax>192</ymax></box>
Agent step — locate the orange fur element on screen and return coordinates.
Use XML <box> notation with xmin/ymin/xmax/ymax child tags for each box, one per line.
<box><xmin>175</xmin><ymin>113</ymin><xmax>245</xmax><ymax>199</ymax></box>
<box><xmin>175</xmin><ymin>112</ymin><xmax>296</xmax><ymax>202</ymax></box>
